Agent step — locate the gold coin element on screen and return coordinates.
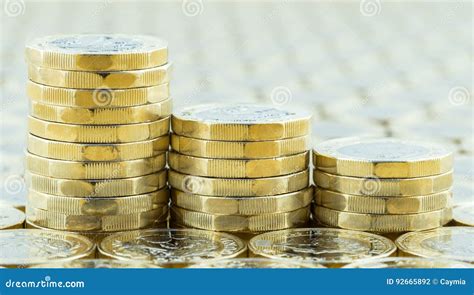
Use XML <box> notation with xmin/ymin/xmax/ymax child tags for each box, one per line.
<box><xmin>28</xmin><ymin>116</ymin><xmax>170</xmax><ymax>143</ymax></box>
<box><xmin>27</xmin><ymin>188</ymin><xmax>169</xmax><ymax>215</ymax></box>
<box><xmin>32</xmin><ymin>259</ymin><xmax>161</xmax><ymax>268</ymax></box>
<box><xmin>343</xmin><ymin>257</ymin><xmax>473</xmax><ymax>268</ymax></box>
<box><xmin>27</xmin><ymin>134</ymin><xmax>169</xmax><ymax>162</ymax></box>
<box><xmin>0</xmin><ymin>207</ymin><xmax>25</xmax><ymax>229</ymax></box>
<box><xmin>25</xmin><ymin>34</ymin><xmax>168</xmax><ymax>71</ymax></box>
<box><xmin>396</xmin><ymin>227</ymin><xmax>474</xmax><ymax>263</ymax></box>
<box><xmin>98</xmin><ymin>228</ymin><xmax>247</xmax><ymax>267</ymax></box>
<box><xmin>26</xmin><ymin>170</ymin><xmax>167</xmax><ymax>197</ymax></box>
<box><xmin>28</xmin><ymin>63</ymin><xmax>172</xmax><ymax>89</ymax></box>
<box><xmin>25</xmin><ymin>152</ymin><xmax>166</xmax><ymax>179</ymax></box>
<box><xmin>27</xmin><ymin>81</ymin><xmax>169</xmax><ymax>108</ymax></box>
<box><xmin>169</xmin><ymin>169</ymin><xmax>309</xmax><ymax>197</ymax></box>
<box><xmin>171</xmin><ymin>206</ymin><xmax>310</xmax><ymax>232</ymax></box>
<box><xmin>0</xmin><ymin>229</ymin><xmax>95</xmax><ymax>267</ymax></box>
<box><xmin>315</xmin><ymin>189</ymin><xmax>452</xmax><ymax>214</ymax></box>
<box><xmin>172</xmin><ymin>104</ymin><xmax>311</xmax><ymax>141</ymax></box>
<box><xmin>313</xmin><ymin>170</ymin><xmax>453</xmax><ymax>196</ymax></box>
<box><xmin>169</xmin><ymin>151</ymin><xmax>309</xmax><ymax>178</ymax></box>
<box><xmin>313</xmin><ymin>137</ymin><xmax>453</xmax><ymax>178</ymax></box>
<box><xmin>248</xmin><ymin>228</ymin><xmax>396</xmax><ymax>266</ymax></box>
<box><xmin>171</xmin><ymin>187</ymin><xmax>313</xmax><ymax>215</ymax></box>
<box><xmin>453</xmin><ymin>203</ymin><xmax>474</xmax><ymax>226</ymax></box>
<box><xmin>171</xmin><ymin>134</ymin><xmax>309</xmax><ymax>159</ymax></box>
<box><xmin>189</xmin><ymin>258</ymin><xmax>325</xmax><ymax>268</ymax></box>
<box><xmin>314</xmin><ymin>206</ymin><xmax>452</xmax><ymax>233</ymax></box>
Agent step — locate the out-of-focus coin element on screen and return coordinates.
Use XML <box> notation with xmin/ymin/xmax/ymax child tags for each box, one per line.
<box><xmin>25</xmin><ymin>152</ymin><xmax>166</xmax><ymax>179</ymax></box>
<box><xmin>27</xmin><ymin>134</ymin><xmax>169</xmax><ymax>162</ymax></box>
<box><xmin>171</xmin><ymin>187</ymin><xmax>312</xmax><ymax>215</ymax></box>
<box><xmin>32</xmin><ymin>259</ymin><xmax>160</xmax><ymax>268</ymax></box>
<box><xmin>28</xmin><ymin>116</ymin><xmax>170</xmax><ymax>143</ymax></box>
<box><xmin>313</xmin><ymin>170</ymin><xmax>453</xmax><ymax>196</ymax></box>
<box><xmin>396</xmin><ymin>227</ymin><xmax>474</xmax><ymax>263</ymax></box>
<box><xmin>189</xmin><ymin>258</ymin><xmax>324</xmax><ymax>268</ymax></box>
<box><xmin>168</xmin><ymin>169</ymin><xmax>309</xmax><ymax>197</ymax></box>
<box><xmin>453</xmin><ymin>203</ymin><xmax>474</xmax><ymax>226</ymax></box>
<box><xmin>0</xmin><ymin>195</ymin><xmax>26</xmax><ymax>212</ymax></box>
<box><xmin>248</xmin><ymin>228</ymin><xmax>396</xmax><ymax>267</ymax></box>
<box><xmin>311</xmin><ymin>121</ymin><xmax>385</xmax><ymax>143</ymax></box>
<box><xmin>313</xmin><ymin>137</ymin><xmax>453</xmax><ymax>178</ymax></box>
<box><xmin>452</xmin><ymin>181</ymin><xmax>474</xmax><ymax>206</ymax></box>
<box><xmin>25</xmin><ymin>34</ymin><xmax>168</xmax><ymax>71</ymax></box>
<box><xmin>0</xmin><ymin>207</ymin><xmax>25</xmax><ymax>229</ymax></box>
<box><xmin>98</xmin><ymin>228</ymin><xmax>247</xmax><ymax>267</ymax></box>
<box><xmin>28</xmin><ymin>63</ymin><xmax>172</xmax><ymax>89</ymax></box>
<box><xmin>169</xmin><ymin>151</ymin><xmax>308</xmax><ymax>178</ymax></box>
<box><xmin>171</xmin><ymin>206</ymin><xmax>309</xmax><ymax>232</ymax></box>
<box><xmin>172</xmin><ymin>104</ymin><xmax>311</xmax><ymax>141</ymax></box>
<box><xmin>315</xmin><ymin>189</ymin><xmax>451</xmax><ymax>214</ymax></box>
<box><xmin>0</xmin><ymin>229</ymin><xmax>95</xmax><ymax>267</ymax></box>
<box><xmin>314</xmin><ymin>206</ymin><xmax>452</xmax><ymax>232</ymax></box>
<box><xmin>343</xmin><ymin>257</ymin><xmax>472</xmax><ymax>268</ymax></box>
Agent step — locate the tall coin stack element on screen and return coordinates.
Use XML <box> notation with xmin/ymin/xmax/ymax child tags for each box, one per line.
<box><xmin>169</xmin><ymin>104</ymin><xmax>312</xmax><ymax>235</ymax></box>
<box><xmin>312</xmin><ymin>137</ymin><xmax>454</xmax><ymax>233</ymax></box>
<box><xmin>24</xmin><ymin>34</ymin><xmax>172</xmax><ymax>238</ymax></box>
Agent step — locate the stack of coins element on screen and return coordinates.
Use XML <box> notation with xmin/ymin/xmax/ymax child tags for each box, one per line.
<box><xmin>24</xmin><ymin>34</ymin><xmax>172</xmax><ymax>236</ymax></box>
<box><xmin>312</xmin><ymin>137</ymin><xmax>454</xmax><ymax>233</ymax></box>
<box><xmin>168</xmin><ymin>104</ymin><xmax>312</xmax><ymax>235</ymax></box>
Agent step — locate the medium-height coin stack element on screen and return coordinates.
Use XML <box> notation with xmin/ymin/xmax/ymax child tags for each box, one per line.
<box><xmin>24</xmin><ymin>34</ymin><xmax>172</xmax><ymax>237</ymax></box>
<box><xmin>312</xmin><ymin>137</ymin><xmax>454</xmax><ymax>233</ymax></box>
<box><xmin>168</xmin><ymin>104</ymin><xmax>312</xmax><ymax>235</ymax></box>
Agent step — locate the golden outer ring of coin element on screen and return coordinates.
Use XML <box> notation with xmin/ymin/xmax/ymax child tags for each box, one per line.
<box><xmin>171</xmin><ymin>206</ymin><xmax>310</xmax><ymax>232</ymax></box>
<box><xmin>25</xmin><ymin>152</ymin><xmax>166</xmax><ymax>180</ymax></box>
<box><xmin>189</xmin><ymin>258</ymin><xmax>325</xmax><ymax>268</ymax></box>
<box><xmin>26</xmin><ymin>206</ymin><xmax>168</xmax><ymax>232</ymax></box>
<box><xmin>342</xmin><ymin>257</ymin><xmax>473</xmax><ymax>268</ymax></box>
<box><xmin>28</xmin><ymin>116</ymin><xmax>170</xmax><ymax>143</ymax></box>
<box><xmin>313</xmin><ymin>170</ymin><xmax>453</xmax><ymax>196</ymax></box>
<box><xmin>168</xmin><ymin>169</ymin><xmax>309</xmax><ymax>197</ymax></box>
<box><xmin>26</xmin><ymin>170</ymin><xmax>167</xmax><ymax>197</ymax></box>
<box><xmin>28</xmin><ymin>63</ymin><xmax>172</xmax><ymax>89</ymax></box>
<box><xmin>30</xmin><ymin>99</ymin><xmax>172</xmax><ymax>125</ymax></box>
<box><xmin>171</xmin><ymin>115</ymin><xmax>311</xmax><ymax>141</ymax></box>
<box><xmin>0</xmin><ymin>207</ymin><xmax>25</xmax><ymax>229</ymax></box>
<box><xmin>171</xmin><ymin>134</ymin><xmax>309</xmax><ymax>159</ymax></box>
<box><xmin>169</xmin><ymin>151</ymin><xmax>309</xmax><ymax>178</ymax></box>
<box><xmin>313</xmin><ymin>206</ymin><xmax>452</xmax><ymax>233</ymax></box>
<box><xmin>32</xmin><ymin>259</ymin><xmax>162</xmax><ymax>268</ymax></box>
<box><xmin>27</xmin><ymin>188</ymin><xmax>169</xmax><ymax>215</ymax></box>
<box><xmin>27</xmin><ymin>134</ymin><xmax>169</xmax><ymax>162</ymax></box>
<box><xmin>314</xmin><ymin>189</ymin><xmax>452</xmax><ymax>214</ymax></box>
<box><xmin>27</xmin><ymin>81</ymin><xmax>170</xmax><ymax>108</ymax></box>
<box><xmin>171</xmin><ymin>187</ymin><xmax>313</xmax><ymax>215</ymax></box>
<box><xmin>453</xmin><ymin>203</ymin><xmax>474</xmax><ymax>226</ymax></box>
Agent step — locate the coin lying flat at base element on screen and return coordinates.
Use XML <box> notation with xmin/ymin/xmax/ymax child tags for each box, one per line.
<box><xmin>396</xmin><ymin>227</ymin><xmax>474</xmax><ymax>263</ymax></box>
<box><xmin>314</xmin><ymin>206</ymin><xmax>452</xmax><ymax>233</ymax></box>
<box><xmin>248</xmin><ymin>228</ymin><xmax>396</xmax><ymax>267</ymax></box>
<box><xmin>189</xmin><ymin>258</ymin><xmax>325</xmax><ymax>268</ymax></box>
<box><xmin>25</xmin><ymin>34</ymin><xmax>168</xmax><ymax>71</ymax></box>
<box><xmin>0</xmin><ymin>229</ymin><xmax>95</xmax><ymax>267</ymax></box>
<box><xmin>453</xmin><ymin>203</ymin><xmax>474</xmax><ymax>226</ymax></box>
<box><xmin>32</xmin><ymin>259</ymin><xmax>161</xmax><ymax>268</ymax></box>
<box><xmin>168</xmin><ymin>169</ymin><xmax>309</xmax><ymax>196</ymax></box>
<box><xmin>343</xmin><ymin>257</ymin><xmax>473</xmax><ymax>268</ymax></box>
<box><xmin>0</xmin><ymin>207</ymin><xmax>25</xmax><ymax>229</ymax></box>
<box><xmin>313</xmin><ymin>137</ymin><xmax>453</xmax><ymax>178</ymax></box>
<box><xmin>98</xmin><ymin>228</ymin><xmax>247</xmax><ymax>267</ymax></box>
<box><xmin>172</xmin><ymin>104</ymin><xmax>311</xmax><ymax>141</ymax></box>
<box><xmin>0</xmin><ymin>195</ymin><xmax>26</xmax><ymax>212</ymax></box>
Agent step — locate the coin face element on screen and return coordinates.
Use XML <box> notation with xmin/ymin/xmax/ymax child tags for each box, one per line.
<box><xmin>189</xmin><ymin>258</ymin><xmax>324</xmax><ymax>268</ymax></box>
<box><xmin>0</xmin><ymin>229</ymin><xmax>95</xmax><ymax>266</ymax></box>
<box><xmin>248</xmin><ymin>228</ymin><xmax>396</xmax><ymax>265</ymax></box>
<box><xmin>33</xmin><ymin>259</ymin><xmax>160</xmax><ymax>268</ymax></box>
<box><xmin>343</xmin><ymin>257</ymin><xmax>473</xmax><ymax>268</ymax></box>
<box><xmin>453</xmin><ymin>203</ymin><xmax>474</xmax><ymax>226</ymax></box>
<box><xmin>0</xmin><ymin>207</ymin><xmax>25</xmax><ymax>229</ymax></box>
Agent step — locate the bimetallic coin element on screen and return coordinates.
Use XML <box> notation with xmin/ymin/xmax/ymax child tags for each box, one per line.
<box><xmin>25</xmin><ymin>34</ymin><xmax>168</xmax><ymax>71</ymax></box>
<box><xmin>28</xmin><ymin>116</ymin><xmax>170</xmax><ymax>143</ymax></box>
<box><xmin>27</xmin><ymin>134</ymin><xmax>169</xmax><ymax>162</ymax></box>
<box><xmin>453</xmin><ymin>203</ymin><xmax>474</xmax><ymax>226</ymax></box>
<box><xmin>169</xmin><ymin>151</ymin><xmax>309</xmax><ymax>178</ymax></box>
<box><xmin>28</xmin><ymin>63</ymin><xmax>172</xmax><ymax>89</ymax></box>
<box><xmin>0</xmin><ymin>207</ymin><xmax>25</xmax><ymax>229</ymax></box>
<box><xmin>172</xmin><ymin>104</ymin><xmax>311</xmax><ymax>141</ymax></box>
<box><xmin>343</xmin><ymin>257</ymin><xmax>473</xmax><ymax>268</ymax></box>
<box><xmin>313</xmin><ymin>137</ymin><xmax>453</xmax><ymax>178</ymax></box>
<box><xmin>313</xmin><ymin>170</ymin><xmax>453</xmax><ymax>196</ymax></box>
<box><xmin>33</xmin><ymin>259</ymin><xmax>160</xmax><ymax>268</ymax></box>
<box><xmin>396</xmin><ymin>227</ymin><xmax>474</xmax><ymax>263</ymax></box>
<box><xmin>314</xmin><ymin>189</ymin><xmax>451</xmax><ymax>214</ymax></box>
<box><xmin>169</xmin><ymin>169</ymin><xmax>309</xmax><ymax>197</ymax></box>
<box><xmin>314</xmin><ymin>206</ymin><xmax>452</xmax><ymax>233</ymax></box>
<box><xmin>248</xmin><ymin>228</ymin><xmax>396</xmax><ymax>266</ymax></box>
<box><xmin>26</xmin><ymin>152</ymin><xmax>166</xmax><ymax>179</ymax></box>
<box><xmin>98</xmin><ymin>228</ymin><xmax>247</xmax><ymax>267</ymax></box>
<box><xmin>0</xmin><ymin>229</ymin><xmax>95</xmax><ymax>267</ymax></box>
<box><xmin>189</xmin><ymin>258</ymin><xmax>324</xmax><ymax>268</ymax></box>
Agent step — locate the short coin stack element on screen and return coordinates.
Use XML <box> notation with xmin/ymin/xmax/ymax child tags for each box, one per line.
<box><xmin>312</xmin><ymin>137</ymin><xmax>453</xmax><ymax>233</ymax></box>
<box><xmin>169</xmin><ymin>104</ymin><xmax>312</xmax><ymax>234</ymax></box>
<box><xmin>24</xmin><ymin>34</ymin><xmax>172</xmax><ymax>236</ymax></box>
